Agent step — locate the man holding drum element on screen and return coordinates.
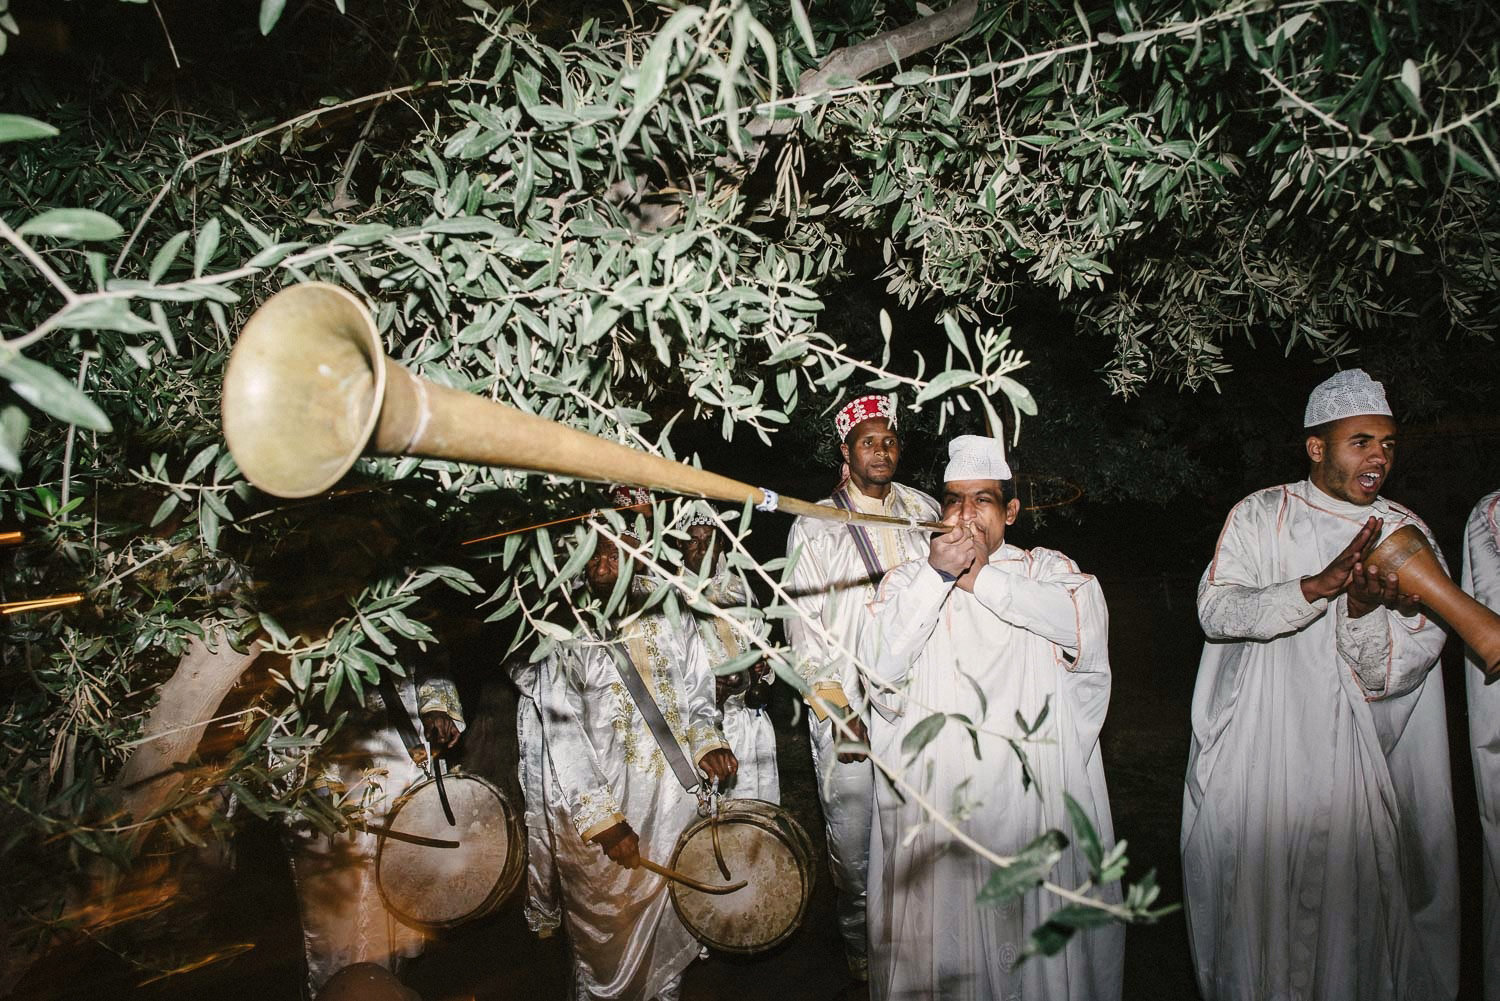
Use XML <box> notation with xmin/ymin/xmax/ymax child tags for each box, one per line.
<box><xmin>529</xmin><ymin>531</ymin><xmax>736</xmax><ymax>1001</ymax></box>
<box><xmin>860</xmin><ymin>434</ymin><xmax>1123</xmax><ymax>1001</ymax></box>
<box><xmin>285</xmin><ymin>659</ymin><xmax>464</xmax><ymax>996</ymax></box>
<box><xmin>678</xmin><ymin>509</ymin><xmax>780</xmax><ymax>802</ymax></box>
<box><xmin>1181</xmin><ymin>369</ymin><xmax>1456</xmax><ymax>1001</ymax></box>
<box><xmin>784</xmin><ymin>393</ymin><xmax>939</xmax><ymax>989</ymax></box>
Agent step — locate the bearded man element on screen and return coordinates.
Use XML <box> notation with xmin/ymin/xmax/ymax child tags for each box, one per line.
<box><xmin>860</xmin><ymin>434</ymin><xmax>1123</xmax><ymax>1001</ymax></box>
<box><xmin>520</xmin><ymin>531</ymin><xmax>737</xmax><ymax>1001</ymax></box>
<box><xmin>1464</xmin><ymin>488</ymin><xmax>1500</xmax><ymax>1000</ymax></box>
<box><xmin>784</xmin><ymin>394</ymin><xmax>939</xmax><ymax>987</ymax></box>
<box><xmin>1181</xmin><ymin>368</ymin><xmax>1456</xmax><ymax>1001</ymax></box>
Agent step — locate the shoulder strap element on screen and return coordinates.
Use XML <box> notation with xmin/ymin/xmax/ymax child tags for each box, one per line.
<box><xmin>832</xmin><ymin>485</ymin><xmax>888</xmax><ymax>583</ymax></box>
<box><xmin>609</xmin><ymin>633</ymin><xmax>701</xmax><ymax>793</ymax></box>
<box><xmin>376</xmin><ymin>672</ymin><xmax>424</xmax><ymax>763</ymax></box>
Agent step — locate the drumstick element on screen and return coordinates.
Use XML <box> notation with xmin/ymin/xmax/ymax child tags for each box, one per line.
<box><xmin>352</xmin><ymin>819</ymin><xmax>460</xmax><ymax>849</ymax></box>
<box><xmin>637</xmin><ymin>855</ymin><xmax>746</xmax><ymax>894</ymax></box>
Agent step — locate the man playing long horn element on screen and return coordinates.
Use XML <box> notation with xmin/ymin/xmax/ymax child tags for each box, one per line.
<box><xmin>860</xmin><ymin>434</ymin><xmax>1123</xmax><ymax>1001</ymax></box>
<box><xmin>522</xmin><ymin>513</ymin><xmax>737</xmax><ymax>1001</ymax></box>
<box><xmin>1464</xmin><ymin>487</ymin><xmax>1500</xmax><ymax>1001</ymax></box>
<box><xmin>1181</xmin><ymin>369</ymin><xmax>1456</xmax><ymax>1001</ymax></box>
<box><xmin>678</xmin><ymin>509</ymin><xmax>780</xmax><ymax>802</ymax></box>
<box><xmin>784</xmin><ymin>393</ymin><xmax>939</xmax><ymax>990</ymax></box>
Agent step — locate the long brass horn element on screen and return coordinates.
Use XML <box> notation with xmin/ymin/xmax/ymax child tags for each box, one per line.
<box><xmin>221</xmin><ymin>283</ymin><xmax>947</xmax><ymax>533</ymax></box>
<box><xmin>1364</xmin><ymin>525</ymin><xmax>1500</xmax><ymax>675</ymax></box>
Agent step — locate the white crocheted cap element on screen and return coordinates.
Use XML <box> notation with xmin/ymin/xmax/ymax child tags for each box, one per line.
<box><xmin>943</xmin><ymin>434</ymin><xmax>1012</xmax><ymax>483</ymax></box>
<box><xmin>1303</xmin><ymin>368</ymin><xmax>1392</xmax><ymax>427</ymax></box>
<box><xmin>682</xmin><ymin>506</ymin><xmax>718</xmax><ymax>530</ymax></box>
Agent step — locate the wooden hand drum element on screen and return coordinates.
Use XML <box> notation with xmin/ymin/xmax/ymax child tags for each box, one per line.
<box><xmin>667</xmin><ymin>798</ymin><xmax>814</xmax><ymax>954</ymax></box>
<box><xmin>376</xmin><ymin>771</ymin><xmax>524</xmax><ymax>930</ymax></box>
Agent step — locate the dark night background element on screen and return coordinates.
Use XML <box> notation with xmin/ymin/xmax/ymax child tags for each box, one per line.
<box><xmin>5</xmin><ymin>2</ymin><xmax>1500</xmax><ymax>999</ymax></box>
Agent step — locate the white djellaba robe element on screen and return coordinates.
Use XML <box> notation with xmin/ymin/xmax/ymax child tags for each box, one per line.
<box><xmin>531</xmin><ymin>610</ymin><xmax>730</xmax><ymax>1001</ymax></box>
<box><xmin>513</xmin><ymin>660</ymin><xmax>564</xmax><ymax>937</ymax></box>
<box><xmin>1182</xmin><ymin>480</ymin><xmax>1456</xmax><ymax>1001</ymax></box>
<box><xmin>696</xmin><ymin>558</ymin><xmax>779</xmax><ymax>802</ymax></box>
<box><xmin>861</xmin><ymin>545</ymin><xmax>1124</xmax><ymax>1001</ymax></box>
<box><xmin>785</xmin><ymin>480</ymin><xmax>939</xmax><ymax>974</ymax></box>
<box><xmin>1464</xmin><ymin>488</ymin><xmax>1500</xmax><ymax>1001</ymax></box>
<box><xmin>284</xmin><ymin>672</ymin><xmax>465</xmax><ymax>994</ymax></box>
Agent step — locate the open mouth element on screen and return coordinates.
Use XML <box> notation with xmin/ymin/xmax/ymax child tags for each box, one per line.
<box><xmin>1356</xmin><ymin>471</ymin><xmax>1382</xmax><ymax>492</ymax></box>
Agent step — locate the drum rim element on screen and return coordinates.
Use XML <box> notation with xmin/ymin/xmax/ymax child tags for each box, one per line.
<box><xmin>667</xmin><ymin>798</ymin><xmax>815</xmax><ymax>956</ymax></box>
<box><xmin>375</xmin><ymin>770</ymin><xmax>526</xmax><ymax>931</ymax></box>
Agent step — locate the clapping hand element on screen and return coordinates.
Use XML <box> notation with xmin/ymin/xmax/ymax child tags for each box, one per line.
<box><xmin>1301</xmin><ymin>516</ymin><xmax>1381</xmax><ymax>606</ymax></box>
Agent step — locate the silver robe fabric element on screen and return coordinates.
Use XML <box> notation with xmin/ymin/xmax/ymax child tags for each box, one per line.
<box><xmin>533</xmin><ymin>612</ymin><xmax>729</xmax><ymax>1001</ymax></box>
<box><xmin>514</xmin><ymin>661</ymin><xmax>564</xmax><ymax>937</ymax></box>
<box><xmin>696</xmin><ymin>557</ymin><xmax>779</xmax><ymax>802</ymax></box>
<box><xmin>285</xmin><ymin>672</ymin><xmax>464</xmax><ymax>994</ymax></box>
<box><xmin>1464</xmin><ymin>488</ymin><xmax>1500</xmax><ymax>1001</ymax></box>
<box><xmin>784</xmin><ymin>480</ymin><xmax>939</xmax><ymax>974</ymax></box>
<box><xmin>1182</xmin><ymin>480</ymin><xmax>1456</xmax><ymax>1001</ymax></box>
<box><xmin>861</xmin><ymin>546</ymin><xmax>1123</xmax><ymax>1001</ymax></box>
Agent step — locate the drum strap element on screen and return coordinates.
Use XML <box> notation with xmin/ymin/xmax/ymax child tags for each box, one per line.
<box><xmin>609</xmin><ymin>640</ymin><xmax>702</xmax><ymax>793</ymax></box>
<box><xmin>375</xmin><ymin>673</ymin><xmax>456</xmax><ymax>826</ymax></box>
<box><xmin>376</xmin><ymin>673</ymin><xmax>425</xmax><ymax>762</ymax></box>
<box><xmin>831</xmin><ymin>485</ymin><xmax>888</xmax><ymax>584</ymax></box>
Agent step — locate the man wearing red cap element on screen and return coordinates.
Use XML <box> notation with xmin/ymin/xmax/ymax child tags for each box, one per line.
<box><xmin>785</xmin><ymin>393</ymin><xmax>939</xmax><ymax>990</ymax></box>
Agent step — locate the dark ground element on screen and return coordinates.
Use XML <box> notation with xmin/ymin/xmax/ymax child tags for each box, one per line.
<box><xmin>13</xmin><ymin>549</ymin><xmax>1488</xmax><ymax>1001</ymax></box>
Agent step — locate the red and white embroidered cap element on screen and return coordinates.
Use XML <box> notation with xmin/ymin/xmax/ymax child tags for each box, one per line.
<box><xmin>835</xmin><ymin>394</ymin><xmax>897</xmax><ymax>440</ymax></box>
<box><xmin>609</xmin><ymin>485</ymin><xmax>653</xmax><ymax>508</ymax></box>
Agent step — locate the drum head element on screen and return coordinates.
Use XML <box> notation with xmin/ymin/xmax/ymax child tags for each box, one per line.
<box><xmin>669</xmin><ymin>799</ymin><xmax>813</xmax><ymax>954</ymax></box>
<box><xmin>376</xmin><ymin>772</ymin><xmax>523</xmax><ymax>929</ymax></box>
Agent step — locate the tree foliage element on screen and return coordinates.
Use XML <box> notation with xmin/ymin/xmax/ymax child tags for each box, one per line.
<box><xmin>2</xmin><ymin>0</ymin><xmax>1496</xmax><ymax>973</ymax></box>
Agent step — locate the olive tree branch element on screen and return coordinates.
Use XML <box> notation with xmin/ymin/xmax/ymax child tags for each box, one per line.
<box><xmin>593</xmin><ymin>519</ymin><xmax>1134</xmax><ymax>920</ymax></box>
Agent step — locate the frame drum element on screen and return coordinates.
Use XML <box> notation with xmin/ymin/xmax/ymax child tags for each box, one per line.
<box><xmin>667</xmin><ymin>798</ymin><xmax>814</xmax><ymax>954</ymax></box>
<box><xmin>376</xmin><ymin>771</ymin><xmax>524</xmax><ymax>930</ymax></box>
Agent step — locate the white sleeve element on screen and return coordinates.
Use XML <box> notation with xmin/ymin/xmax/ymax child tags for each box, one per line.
<box><xmin>861</xmin><ymin>564</ymin><xmax>951</xmax><ymax>718</ymax></box>
<box><xmin>1198</xmin><ymin>500</ymin><xmax>1327</xmax><ymax>641</ymax></box>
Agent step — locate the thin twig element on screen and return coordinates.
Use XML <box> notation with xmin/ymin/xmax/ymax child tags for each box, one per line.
<box><xmin>0</xmin><ymin>218</ymin><xmax>79</xmax><ymax>303</ymax></box>
<box><xmin>115</xmin><ymin>78</ymin><xmax>486</xmax><ymax>268</ymax></box>
<box><xmin>150</xmin><ymin>1</ymin><xmax>182</xmax><ymax>70</ymax></box>
<box><xmin>60</xmin><ymin>351</ymin><xmax>93</xmax><ymax>508</ymax></box>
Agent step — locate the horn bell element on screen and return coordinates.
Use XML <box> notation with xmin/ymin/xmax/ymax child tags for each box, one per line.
<box><xmin>222</xmin><ymin>283</ymin><xmax>387</xmax><ymax>498</ymax></box>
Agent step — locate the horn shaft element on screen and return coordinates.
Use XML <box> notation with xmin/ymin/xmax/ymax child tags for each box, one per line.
<box><xmin>1365</xmin><ymin>525</ymin><xmax>1500</xmax><ymax>675</ymax></box>
<box><xmin>221</xmin><ymin>283</ymin><xmax>947</xmax><ymax>534</ymax></box>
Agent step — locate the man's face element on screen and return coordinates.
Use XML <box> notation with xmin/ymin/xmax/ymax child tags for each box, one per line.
<box><xmin>941</xmin><ymin>479</ymin><xmax>1020</xmax><ymax>555</ymax></box>
<box><xmin>585</xmin><ymin>536</ymin><xmax>634</xmax><ymax>598</ymax></box>
<box><xmin>840</xmin><ymin>417</ymin><xmax>900</xmax><ymax>487</ymax></box>
<box><xmin>679</xmin><ymin>525</ymin><xmax>716</xmax><ymax>573</ymax></box>
<box><xmin>1307</xmin><ymin>414</ymin><xmax>1397</xmax><ymax>506</ymax></box>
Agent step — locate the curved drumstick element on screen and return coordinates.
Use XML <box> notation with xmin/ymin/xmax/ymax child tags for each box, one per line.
<box><xmin>637</xmin><ymin>855</ymin><xmax>746</xmax><ymax>894</ymax></box>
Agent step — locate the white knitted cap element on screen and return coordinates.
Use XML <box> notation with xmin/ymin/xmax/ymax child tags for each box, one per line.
<box><xmin>1303</xmin><ymin>369</ymin><xmax>1392</xmax><ymax>427</ymax></box>
<box><xmin>943</xmin><ymin>434</ymin><xmax>1012</xmax><ymax>482</ymax></box>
